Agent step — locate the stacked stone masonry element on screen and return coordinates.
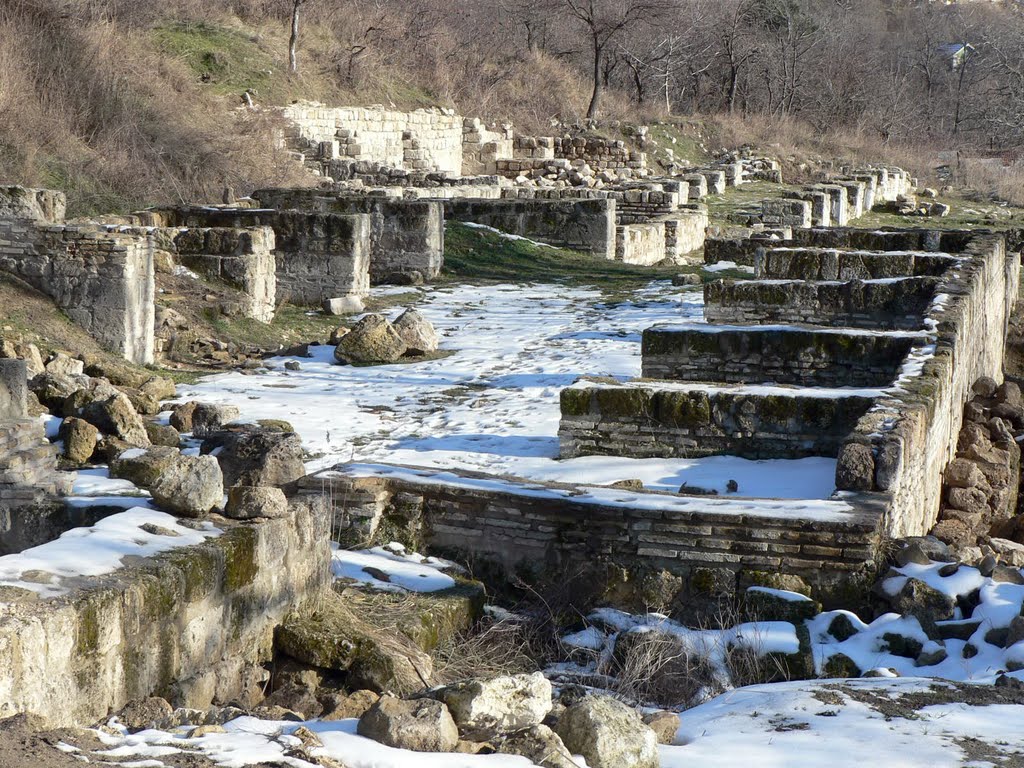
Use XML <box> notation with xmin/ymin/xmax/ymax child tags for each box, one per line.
<box><xmin>140</xmin><ymin>207</ymin><xmax>371</xmax><ymax>305</ymax></box>
<box><xmin>0</xmin><ymin>188</ymin><xmax>155</xmax><ymax>364</ymax></box>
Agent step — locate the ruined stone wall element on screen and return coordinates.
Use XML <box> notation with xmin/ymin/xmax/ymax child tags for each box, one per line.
<box><xmin>511</xmin><ymin>136</ymin><xmax>646</xmax><ymax>172</ymax></box>
<box><xmin>641</xmin><ymin>326</ymin><xmax>923</xmax><ymax>387</ymax></box>
<box><xmin>616</xmin><ymin>222</ymin><xmax>665</xmax><ymax>265</ymax></box>
<box><xmin>703</xmin><ymin>277</ymin><xmax>941</xmax><ymax>329</ymax></box>
<box><xmin>756</xmin><ymin>248</ymin><xmax>958</xmax><ymax>281</ymax></box>
<box><xmin>0</xmin><ymin>186</ymin><xmax>65</xmax><ymax>224</ymax></box>
<box><xmin>141</xmin><ymin>208</ymin><xmax>371</xmax><ymax>304</ymax></box>
<box><xmin>304</xmin><ymin>466</ymin><xmax>885</xmax><ymax>605</ymax></box>
<box><xmin>0</xmin><ymin>217</ymin><xmax>155</xmax><ymax>364</ymax></box>
<box><xmin>282</xmin><ymin>104</ymin><xmax>466</xmax><ymax>174</ymax></box>
<box><xmin>0</xmin><ymin>502</ymin><xmax>330</xmax><ymax>727</ymax></box>
<box><xmin>819</xmin><ymin>232</ymin><xmax>1021</xmax><ymax>538</ymax></box>
<box><xmin>0</xmin><ymin>360</ymin><xmax>61</xmax><ymax>517</ymax></box>
<box><xmin>558</xmin><ymin>382</ymin><xmax>874</xmax><ymax>460</ymax></box>
<box><xmin>172</xmin><ymin>227</ymin><xmax>276</xmax><ymax>323</ymax></box>
<box><xmin>252</xmin><ymin>189</ymin><xmax>444</xmax><ymax>283</ymax></box>
<box><xmin>663</xmin><ymin>211</ymin><xmax>709</xmax><ymax>258</ymax></box>
<box><xmin>444</xmin><ymin>198</ymin><xmax>617</xmax><ymax>260</ymax></box>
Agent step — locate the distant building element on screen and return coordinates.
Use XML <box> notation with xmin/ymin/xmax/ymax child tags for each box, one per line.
<box><xmin>937</xmin><ymin>42</ymin><xmax>977</xmax><ymax>69</ymax></box>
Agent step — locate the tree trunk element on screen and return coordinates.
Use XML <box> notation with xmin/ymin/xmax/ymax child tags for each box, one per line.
<box><xmin>587</xmin><ymin>36</ymin><xmax>603</xmax><ymax>118</ymax></box>
<box><xmin>289</xmin><ymin>0</ymin><xmax>302</xmax><ymax>73</ymax></box>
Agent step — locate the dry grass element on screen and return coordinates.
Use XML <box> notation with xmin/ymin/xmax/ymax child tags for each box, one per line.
<box><xmin>432</xmin><ymin>612</ymin><xmax>545</xmax><ymax>685</ymax></box>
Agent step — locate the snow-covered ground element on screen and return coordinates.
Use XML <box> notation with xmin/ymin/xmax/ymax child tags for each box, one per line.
<box><xmin>177</xmin><ymin>282</ymin><xmax>838</xmax><ymax>499</ymax></box>
<box><xmin>78</xmin><ymin>675</ymin><xmax>1024</xmax><ymax>768</ymax></box>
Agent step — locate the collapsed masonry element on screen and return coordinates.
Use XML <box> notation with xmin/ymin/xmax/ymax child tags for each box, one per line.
<box><xmin>308</xmin><ymin>227</ymin><xmax>1020</xmax><ymax>608</ymax></box>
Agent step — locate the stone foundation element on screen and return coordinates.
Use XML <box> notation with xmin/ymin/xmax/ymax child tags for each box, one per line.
<box><xmin>703</xmin><ymin>277</ymin><xmax>941</xmax><ymax>330</ymax></box>
<box><xmin>559</xmin><ymin>381</ymin><xmax>874</xmax><ymax>460</ymax></box>
<box><xmin>303</xmin><ymin>465</ymin><xmax>885</xmax><ymax>606</ymax></box>
<box><xmin>0</xmin><ymin>502</ymin><xmax>330</xmax><ymax>727</ymax></box>
<box><xmin>444</xmin><ymin>198</ymin><xmax>616</xmax><ymax>259</ymax></box>
<box><xmin>141</xmin><ymin>208</ymin><xmax>371</xmax><ymax>305</ymax></box>
<box><xmin>641</xmin><ymin>325</ymin><xmax>924</xmax><ymax>387</ymax></box>
<box><xmin>0</xmin><ymin>199</ymin><xmax>155</xmax><ymax>364</ymax></box>
<box><xmin>253</xmin><ymin>189</ymin><xmax>444</xmax><ymax>284</ymax></box>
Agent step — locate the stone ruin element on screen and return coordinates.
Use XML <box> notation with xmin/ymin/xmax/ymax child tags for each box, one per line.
<box><xmin>312</xmin><ymin>226</ymin><xmax>1020</xmax><ymax>609</ymax></box>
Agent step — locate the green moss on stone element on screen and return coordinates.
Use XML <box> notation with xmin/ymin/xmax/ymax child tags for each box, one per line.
<box><xmin>594</xmin><ymin>387</ymin><xmax>650</xmax><ymax>417</ymax></box>
<box><xmin>222</xmin><ymin>526</ymin><xmax>259</xmax><ymax>592</ymax></box>
<box><xmin>560</xmin><ymin>387</ymin><xmax>594</xmax><ymax>417</ymax></box>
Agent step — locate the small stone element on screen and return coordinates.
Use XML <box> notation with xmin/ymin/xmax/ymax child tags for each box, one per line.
<box><xmin>59</xmin><ymin>417</ymin><xmax>99</xmax><ymax>464</ymax></box>
<box><xmin>190</xmin><ymin>724</ymin><xmax>226</xmax><ymax>737</ymax></box>
<box><xmin>979</xmin><ymin>555</ymin><xmax>998</xmax><ymax>577</ymax></box>
<box><xmin>357</xmin><ymin>696</ymin><xmax>459</xmax><ymax>753</ymax></box>
<box><xmin>991</xmin><ymin>565</ymin><xmax>1024</xmax><ymax>584</ymax></box>
<box><xmin>225</xmin><ymin>486</ymin><xmax>289</xmax><ymax>520</ymax></box>
<box><xmin>285</xmin><ymin>361</ymin><xmax>301</xmax><ymax>371</ymax></box>
<box><xmin>320</xmin><ymin>690</ymin><xmax>380</xmax><ymax>721</ymax></box>
<box><xmin>323</xmin><ymin>296</ymin><xmax>366</xmax><ymax>315</ymax></box>
<box><xmin>973</xmin><ymin>376</ymin><xmax>998</xmax><ymax>398</ymax></box>
<box><xmin>45</xmin><ymin>352</ymin><xmax>84</xmax><ymax>377</ymax></box>
<box><xmin>944</xmin><ymin>458</ymin><xmax>985</xmax><ymax>489</ymax></box>
<box><xmin>392</xmin><ymin>308</ymin><xmax>439</xmax><ymax>355</ymax></box>
<box><xmin>642</xmin><ymin>710</ymin><xmax>680</xmax><ymax>744</ymax></box>
<box><xmin>116</xmin><ymin>698</ymin><xmax>173</xmax><ymax>733</ymax></box>
<box><xmin>609</xmin><ymin>479</ymin><xmax>644</xmax><ymax>490</ymax></box>
<box><xmin>169</xmin><ymin>401</ymin><xmax>199</xmax><ymax>432</ymax></box>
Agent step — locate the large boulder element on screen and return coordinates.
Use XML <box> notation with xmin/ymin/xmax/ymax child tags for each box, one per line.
<box><xmin>275</xmin><ymin>591</ymin><xmax>433</xmax><ymax>695</ymax></box>
<box><xmin>169</xmin><ymin>401</ymin><xmax>199</xmax><ymax>432</ymax></box>
<box><xmin>29</xmin><ymin>372</ymin><xmax>86</xmax><ymax>412</ymax></box>
<box><xmin>333</xmin><ymin>314</ymin><xmax>407</xmax><ymax>365</ymax></box>
<box><xmin>82</xmin><ymin>392</ymin><xmax>151</xmax><ymax>447</ymax></box>
<box><xmin>190</xmin><ymin>403</ymin><xmax>241</xmax><ymax>437</ymax></box>
<box><xmin>393</xmin><ymin>308</ymin><xmax>439</xmax><ymax>355</ymax></box>
<box><xmin>44</xmin><ymin>352</ymin><xmax>84</xmax><ymax>377</ymax></box>
<box><xmin>357</xmin><ymin>696</ymin><xmax>458</xmax><ymax>753</ymax></box>
<box><xmin>58</xmin><ymin>417</ymin><xmax>99</xmax><ymax>464</ymax></box>
<box><xmin>438</xmin><ymin>672</ymin><xmax>552</xmax><ymax>738</ymax></box>
<box><xmin>145</xmin><ymin>421</ymin><xmax>181</xmax><ymax>447</ymax></box>
<box><xmin>555</xmin><ymin>695</ymin><xmax>659</xmax><ymax>768</ymax></box>
<box><xmin>110</xmin><ymin>446</ymin><xmax>181</xmax><ymax>489</ymax></box>
<box><xmin>225</xmin><ymin>486</ymin><xmax>289</xmax><ymax>519</ymax></box>
<box><xmin>203</xmin><ymin>428</ymin><xmax>305</xmax><ymax>490</ymax></box>
<box><xmin>497</xmin><ymin>725</ymin><xmax>578</xmax><ymax>768</ymax></box>
<box><xmin>149</xmin><ymin>454</ymin><xmax>224</xmax><ymax>517</ymax></box>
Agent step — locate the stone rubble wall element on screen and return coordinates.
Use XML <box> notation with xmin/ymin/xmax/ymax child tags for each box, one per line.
<box><xmin>703</xmin><ymin>277</ymin><xmax>941</xmax><ymax>329</ymax></box>
<box><xmin>0</xmin><ymin>200</ymin><xmax>155</xmax><ymax>365</ymax></box>
<box><xmin>281</xmin><ymin>104</ymin><xmax>468</xmax><ymax>174</ymax></box>
<box><xmin>0</xmin><ymin>360</ymin><xmax>61</xmax><ymax>516</ymax></box>
<box><xmin>252</xmin><ymin>189</ymin><xmax>444</xmax><ymax>284</ymax></box>
<box><xmin>558</xmin><ymin>382</ymin><xmax>874</xmax><ymax>460</ymax></box>
<box><xmin>0</xmin><ymin>501</ymin><xmax>331</xmax><ymax>728</ymax></box>
<box><xmin>662</xmin><ymin>210</ymin><xmax>709</xmax><ymax>259</ymax></box>
<box><xmin>823</xmin><ymin>232</ymin><xmax>1020</xmax><ymax>538</ymax></box>
<box><xmin>303</xmin><ymin>466</ymin><xmax>886</xmax><ymax>605</ymax></box>
<box><xmin>511</xmin><ymin>136</ymin><xmax>646</xmax><ymax>173</ymax></box>
<box><xmin>755</xmin><ymin>247</ymin><xmax>959</xmax><ymax>281</ymax></box>
<box><xmin>141</xmin><ymin>208</ymin><xmax>371</xmax><ymax>305</ymax></box>
<box><xmin>0</xmin><ymin>186</ymin><xmax>65</xmax><ymax>224</ymax></box>
<box><xmin>171</xmin><ymin>227</ymin><xmax>277</xmax><ymax>323</ymax></box>
<box><xmin>615</xmin><ymin>222</ymin><xmax>665</xmax><ymax>265</ymax></box>
<box><xmin>641</xmin><ymin>326</ymin><xmax>923</xmax><ymax>388</ymax></box>
<box><xmin>443</xmin><ymin>198</ymin><xmax>616</xmax><ymax>260</ymax></box>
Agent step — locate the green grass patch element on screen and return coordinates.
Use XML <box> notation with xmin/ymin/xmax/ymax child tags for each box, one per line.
<box><xmin>153</xmin><ymin>21</ymin><xmax>276</xmax><ymax>97</ymax></box>
<box><xmin>856</xmin><ymin>192</ymin><xmax>1024</xmax><ymax>232</ymax></box>
<box><xmin>442</xmin><ymin>223</ymin><xmax>685</xmax><ymax>294</ymax></box>
<box><xmin>702</xmin><ymin>181</ymin><xmax>802</xmax><ymax>228</ymax></box>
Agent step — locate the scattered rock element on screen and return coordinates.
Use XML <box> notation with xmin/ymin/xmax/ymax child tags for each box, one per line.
<box><xmin>225</xmin><ymin>486</ymin><xmax>289</xmax><ymax>519</ymax></box>
<box><xmin>168</xmin><ymin>401</ymin><xmax>199</xmax><ymax>432</ymax></box>
<box><xmin>642</xmin><ymin>710</ymin><xmax>680</xmax><ymax>744</ymax></box>
<box><xmin>284</xmin><ymin>361</ymin><xmax>301</xmax><ymax>371</ymax></box>
<box><xmin>205</xmin><ymin>428</ymin><xmax>305</xmax><ymax>490</ymax></box>
<box><xmin>145</xmin><ymin>421</ymin><xmax>181</xmax><ymax>447</ymax></box>
<box><xmin>944</xmin><ymin>458</ymin><xmax>985</xmax><ymax>489</ymax></box>
<box><xmin>320</xmin><ymin>689</ymin><xmax>380</xmax><ymax>721</ymax></box>
<box><xmin>59</xmin><ymin>417</ymin><xmax>99</xmax><ymax>464</ymax></box>
<box><xmin>497</xmin><ymin>724</ymin><xmax>578</xmax><ymax>768</ymax></box>
<box><xmin>357</xmin><ymin>696</ymin><xmax>459</xmax><ymax>753</ymax></box>
<box><xmin>82</xmin><ymin>392</ymin><xmax>150</xmax><ymax>446</ymax></box>
<box><xmin>262</xmin><ymin>683</ymin><xmax>322</xmax><ymax>720</ymax></box>
<box><xmin>190</xmin><ymin>403</ymin><xmax>241</xmax><ymax>437</ymax></box>
<box><xmin>609</xmin><ymin>478</ymin><xmax>644</xmax><ymax>490</ymax></box>
<box><xmin>334</xmin><ymin>314</ymin><xmax>407</xmax><ymax>365</ymax></box>
<box><xmin>45</xmin><ymin>352</ymin><xmax>84</xmax><ymax>377</ymax></box>
<box><xmin>555</xmin><ymin>695</ymin><xmax>659</xmax><ymax>768</ymax></box>
<box><xmin>392</xmin><ymin>308</ymin><xmax>439</xmax><ymax>355</ymax></box>
<box><xmin>149</xmin><ymin>454</ymin><xmax>224</xmax><ymax>517</ymax></box>
<box><xmin>323</xmin><ymin>295</ymin><xmax>365</xmax><ymax>315</ymax></box>
<box><xmin>110</xmin><ymin>445</ymin><xmax>180</xmax><ymax>488</ymax></box>
<box><xmin>116</xmin><ymin>697</ymin><xmax>173</xmax><ymax>732</ymax></box>
<box><xmin>671</xmin><ymin>273</ymin><xmax>702</xmax><ymax>286</ymax></box>
<box><xmin>438</xmin><ymin>672</ymin><xmax>552</xmax><ymax>738</ymax></box>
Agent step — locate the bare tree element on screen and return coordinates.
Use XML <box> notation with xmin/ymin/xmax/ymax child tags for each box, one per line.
<box><xmin>289</xmin><ymin>0</ymin><xmax>305</xmax><ymax>73</ymax></box>
<box><xmin>560</xmin><ymin>0</ymin><xmax>675</xmax><ymax>117</ymax></box>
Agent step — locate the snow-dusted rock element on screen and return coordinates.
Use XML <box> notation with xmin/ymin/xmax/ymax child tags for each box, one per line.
<box><xmin>150</xmin><ymin>454</ymin><xmax>224</xmax><ymax>517</ymax></box>
<box><xmin>497</xmin><ymin>724</ymin><xmax>578</xmax><ymax>767</ymax></box>
<box><xmin>393</xmin><ymin>308</ymin><xmax>439</xmax><ymax>355</ymax></box>
<box><xmin>190</xmin><ymin>403</ymin><xmax>241</xmax><ymax>437</ymax></box>
<box><xmin>357</xmin><ymin>696</ymin><xmax>458</xmax><ymax>752</ymax></box>
<box><xmin>555</xmin><ymin>695</ymin><xmax>659</xmax><ymax>768</ymax></box>
<box><xmin>323</xmin><ymin>295</ymin><xmax>365</xmax><ymax>315</ymax></box>
<box><xmin>225</xmin><ymin>486</ymin><xmax>288</xmax><ymax>519</ymax></box>
<box><xmin>438</xmin><ymin>671</ymin><xmax>552</xmax><ymax>737</ymax></box>
<box><xmin>110</xmin><ymin>445</ymin><xmax>180</xmax><ymax>488</ymax></box>
<box><xmin>82</xmin><ymin>392</ymin><xmax>150</xmax><ymax>447</ymax></box>
<box><xmin>333</xmin><ymin>314</ymin><xmax>407</xmax><ymax>365</ymax></box>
